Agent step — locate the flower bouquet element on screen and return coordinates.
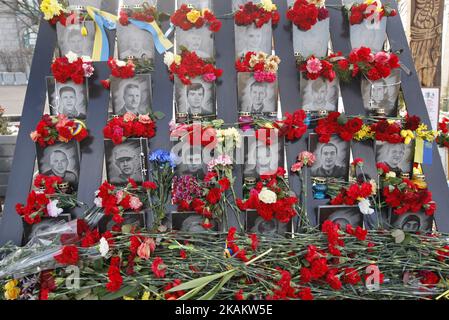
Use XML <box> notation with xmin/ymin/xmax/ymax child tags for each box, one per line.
<box><xmin>171</xmin><ymin>4</ymin><xmax>222</xmax><ymax>60</ymax></box>
<box><xmin>345</xmin><ymin>0</ymin><xmax>397</xmax><ymax>53</ymax></box>
<box><xmin>234</xmin><ymin>0</ymin><xmax>279</xmax><ymax>57</ymax></box>
<box><xmin>348</xmin><ymin>47</ymin><xmax>401</xmax><ymax>81</ymax></box>
<box><xmin>287</xmin><ymin>0</ymin><xmax>329</xmax><ymax>57</ymax></box>
<box><xmin>436</xmin><ymin>118</ymin><xmax>449</xmax><ymax>149</ymax></box>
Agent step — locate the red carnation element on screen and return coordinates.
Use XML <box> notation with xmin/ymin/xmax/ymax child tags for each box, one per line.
<box><xmin>54</xmin><ymin>245</ymin><xmax>79</xmax><ymax>265</ymax></box>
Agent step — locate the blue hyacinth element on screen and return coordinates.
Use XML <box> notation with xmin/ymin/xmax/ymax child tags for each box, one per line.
<box><xmin>148</xmin><ymin>149</ymin><xmax>177</xmax><ymax>168</ymax></box>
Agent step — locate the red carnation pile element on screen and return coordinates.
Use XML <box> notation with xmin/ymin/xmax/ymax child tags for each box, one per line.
<box><xmin>330</xmin><ymin>181</ymin><xmax>374</xmax><ymax>206</ymax></box>
<box><xmin>31</xmin><ymin>114</ymin><xmax>89</xmax><ymax>148</ymax></box>
<box><xmin>170</xmin><ymin>5</ymin><xmax>222</xmax><ymax>32</ymax></box>
<box><xmin>275</xmin><ymin>109</ymin><xmax>308</xmax><ymax>142</ymax></box>
<box><xmin>106</xmin><ymin>256</ymin><xmax>123</xmax><ymax>292</ymax></box>
<box><xmin>51</xmin><ymin>54</ymin><xmax>94</xmax><ymax>84</ymax></box>
<box><xmin>237</xmin><ymin>168</ymin><xmax>298</xmax><ymax>224</ymax></box>
<box><xmin>348</xmin><ymin>47</ymin><xmax>400</xmax><ymax>81</ymax></box>
<box><xmin>234</xmin><ymin>1</ymin><xmax>279</xmax><ymax>28</ymax></box>
<box><xmin>107</xmin><ymin>58</ymin><xmax>135</xmax><ymax>79</ymax></box>
<box><xmin>167</xmin><ymin>50</ymin><xmax>222</xmax><ymax>85</ymax></box>
<box><xmin>315</xmin><ymin>112</ymin><xmax>363</xmax><ymax>143</ymax></box>
<box><xmin>171</xmin><ymin>122</ymin><xmax>218</xmax><ymax>148</ymax></box>
<box><xmin>349</xmin><ymin>2</ymin><xmax>396</xmax><ymax>25</ymax></box>
<box><xmin>286</xmin><ymin>0</ymin><xmax>329</xmax><ymax>31</ymax></box>
<box><xmin>370</xmin><ymin>119</ymin><xmax>403</xmax><ymax>143</ymax></box>
<box><xmin>103</xmin><ymin>112</ymin><xmax>156</xmax><ymax>145</ymax></box>
<box><xmin>119</xmin><ymin>5</ymin><xmax>157</xmax><ymax>25</ymax></box>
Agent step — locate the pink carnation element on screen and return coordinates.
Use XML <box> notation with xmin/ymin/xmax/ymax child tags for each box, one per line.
<box><xmin>254</xmin><ymin>71</ymin><xmax>277</xmax><ymax>83</ymax></box>
<box><xmin>203</xmin><ymin>73</ymin><xmax>217</xmax><ymax>82</ymax></box>
<box><xmin>306</xmin><ymin>57</ymin><xmax>322</xmax><ymax>74</ymax></box>
<box><xmin>123</xmin><ymin>112</ymin><xmax>137</xmax><ymax>122</ymax></box>
<box><xmin>138</xmin><ymin>114</ymin><xmax>152</xmax><ymax>124</ymax></box>
<box><xmin>129</xmin><ymin>196</ymin><xmax>142</xmax><ymax>210</ymax></box>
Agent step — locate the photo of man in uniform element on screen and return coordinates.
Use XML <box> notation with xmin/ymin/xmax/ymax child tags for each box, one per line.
<box><xmin>311</xmin><ymin>142</ymin><xmax>346</xmax><ymax>178</ymax></box>
<box><xmin>186</xmin><ymin>83</ymin><xmax>205</xmax><ymax>114</ymax></box>
<box><xmin>43</xmin><ymin>149</ymin><xmax>78</xmax><ymax>186</ymax></box>
<box><xmin>108</xmin><ymin>143</ymin><xmax>144</xmax><ymax>185</ymax></box>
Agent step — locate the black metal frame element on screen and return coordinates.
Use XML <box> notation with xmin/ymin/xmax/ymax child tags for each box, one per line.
<box><xmin>1</xmin><ymin>0</ymin><xmax>448</xmax><ymax>246</ymax></box>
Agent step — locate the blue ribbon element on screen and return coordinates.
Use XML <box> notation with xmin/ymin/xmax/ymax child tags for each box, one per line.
<box><xmin>164</xmin><ymin>22</ymin><xmax>175</xmax><ymax>38</ymax></box>
<box><xmin>423</xmin><ymin>140</ymin><xmax>433</xmax><ymax>165</ymax></box>
<box><xmin>92</xmin><ymin>12</ymin><xmax>116</xmax><ymax>61</ymax></box>
<box><xmin>128</xmin><ymin>18</ymin><xmax>172</xmax><ymax>54</ymax></box>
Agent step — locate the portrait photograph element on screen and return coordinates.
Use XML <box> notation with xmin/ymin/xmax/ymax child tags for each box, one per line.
<box><xmin>292</xmin><ymin>18</ymin><xmax>329</xmax><ymax>58</ymax></box>
<box><xmin>361</xmin><ymin>69</ymin><xmax>401</xmax><ymax>116</ymax></box>
<box><xmin>36</xmin><ymin>140</ymin><xmax>80</xmax><ymax>190</ymax></box>
<box><xmin>171</xmin><ymin>212</ymin><xmax>218</xmax><ymax>232</ymax></box>
<box><xmin>56</xmin><ymin>22</ymin><xmax>95</xmax><ymax>57</ymax></box>
<box><xmin>243</xmin><ymin>137</ymin><xmax>284</xmax><ymax>178</ymax></box>
<box><xmin>245</xmin><ymin>209</ymin><xmax>289</xmax><ymax>236</ymax></box>
<box><xmin>238</xmin><ymin>73</ymin><xmax>278</xmax><ymax>114</ymax></box>
<box><xmin>116</xmin><ymin>23</ymin><xmax>155</xmax><ymax>61</ymax></box>
<box><xmin>178</xmin><ymin>0</ymin><xmax>211</xmax><ymax>9</ymax></box>
<box><xmin>375</xmin><ymin>141</ymin><xmax>413</xmax><ymax>175</ymax></box>
<box><xmin>176</xmin><ymin>27</ymin><xmax>214</xmax><ymax>59</ymax></box>
<box><xmin>235</xmin><ymin>23</ymin><xmax>272</xmax><ymax>58</ymax></box>
<box><xmin>309</xmin><ymin>134</ymin><xmax>350</xmax><ymax>180</ymax></box>
<box><xmin>350</xmin><ymin>18</ymin><xmax>387</xmax><ymax>53</ymax></box>
<box><xmin>390</xmin><ymin>211</ymin><xmax>433</xmax><ymax>233</ymax></box>
<box><xmin>99</xmin><ymin>212</ymin><xmax>146</xmax><ymax>233</ymax></box>
<box><xmin>174</xmin><ymin>76</ymin><xmax>216</xmax><ymax>116</ymax></box>
<box><xmin>318</xmin><ymin>205</ymin><xmax>364</xmax><ymax>229</ymax></box>
<box><xmin>111</xmin><ymin>75</ymin><xmax>152</xmax><ymax>115</ymax></box>
<box><xmin>300</xmin><ymin>77</ymin><xmax>338</xmax><ymax>112</ymax></box>
<box><xmin>47</xmin><ymin>77</ymin><xmax>88</xmax><ymax>119</ymax></box>
<box><xmin>175</xmin><ymin>145</ymin><xmax>208</xmax><ymax>180</ymax></box>
<box><xmin>104</xmin><ymin>138</ymin><xmax>149</xmax><ymax>186</ymax></box>
<box><xmin>23</xmin><ymin>214</ymin><xmax>71</xmax><ymax>245</ymax></box>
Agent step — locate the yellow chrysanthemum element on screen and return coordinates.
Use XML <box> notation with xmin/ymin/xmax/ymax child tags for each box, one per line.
<box><xmin>261</xmin><ymin>0</ymin><xmax>277</xmax><ymax>12</ymax></box>
<box><xmin>186</xmin><ymin>10</ymin><xmax>201</xmax><ymax>23</ymax></box>
<box><xmin>416</xmin><ymin>123</ymin><xmax>437</xmax><ymax>142</ymax></box>
<box><xmin>4</xmin><ymin>280</ymin><xmax>20</xmax><ymax>300</ymax></box>
<box><xmin>354</xmin><ymin>125</ymin><xmax>374</xmax><ymax>141</ymax></box>
<box><xmin>400</xmin><ymin>129</ymin><xmax>414</xmax><ymax>145</ymax></box>
<box><xmin>141</xmin><ymin>292</ymin><xmax>151</xmax><ymax>300</ymax></box>
<box><xmin>40</xmin><ymin>0</ymin><xmax>64</xmax><ymax>21</ymax></box>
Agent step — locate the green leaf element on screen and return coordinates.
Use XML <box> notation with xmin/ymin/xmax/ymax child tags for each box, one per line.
<box><xmin>100</xmin><ymin>285</ymin><xmax>137</xmax><ymax>300</ymax></box>
<box><xmin>197</xmin><ymin>270</ymin><xmax>237</xmax><ymax>300</ymax></box>
<box><xmin>177</xmin><ymin>283</ymin><xmax>209</xmax><ymax>300</ymax></box>
<box><xmin>166</xmin><ymin>269</ymin><xmax>234</xmax><ymax>292</ymax></box>
<box><xmin>153</xmin><ymin>111</ymin><xmax>165</xmax><ymax>120</ymax></box>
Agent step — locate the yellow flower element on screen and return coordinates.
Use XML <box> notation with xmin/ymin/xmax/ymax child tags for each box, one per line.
<box><xmin>141</xmin><ymin>291</ymin><xmax>151</xmax><ymax>300</ymax></box>
<box><xmin>174</xmin><ymin>54</ymin><xmax>182</xmax><ymax>65</ymax></box>
<box><xmin>416</xmin><ymin>123</ymin><xmax>437</xmax><ymax>142</ymax></box>
<box><xmin>4</xmin><ymin>280</ymin><xmax>20</xmax><ymax>300</ymax></box>
<box><xmin>354</xmin><ymin>125</ymin><xmax>374</xmax><ymax>141</ymax></box>
<box><xmin>40</xmin><ymin>0</ymin><xmax>64</xmax><ymax>21</ymax></box>
<box><xmin>81</xmin><ymin>26</ymin><xmax>88</xmax><ymax>37</ymax></box>
<box><xmin>261</xmin><ymin>0</ymin><xmax>277</xmax><ymax>12</ymax></box>
<box><xmin>400</xmin><ymin>129</ymin><xmax>414</xmax><ymax>145</ymax></box>
<box><xmin>186</xmin><ymin>10</ymin><xmax>201</xmax><ymax>23</ymax></box>
<box><xmin>123</xmin><ymin>296</ymin><xmax>135</xmax><ymax>300</ymax></box>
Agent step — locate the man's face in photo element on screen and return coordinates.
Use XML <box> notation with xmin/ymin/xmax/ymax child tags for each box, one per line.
<box><xmin>402</xmin><ymin>217</ymin><xmax>420</xmax><ymax>232</ymax></box>
<box><xmin>312</xmin><ymin>83</ymin><xmax>327</xmax><ymax>107</ymax></box>
<box><xmin>186</xmin><ymin>33</ymin><xmax>202</xmax><ymax>51</ymax></box>
<box><xmin>187</xmin><ymin>86</ymin><xmax>204</xmax><ymax>112</ymax></box>
<box><xmin>332</xmin><ymin>217</ymin><xmax>350</xmax><ymax>230</ymax></box>
<box><xmin>372</xmin><ymin>85</ymin><xmax>386</xmax><ymax>103</ymax></box>
<box><xmin>184</xmin><ymin>152</ymin><xmax>203</xmax><ymax>173</ymax></box>
<box><xmin>250</xmin><ymin>84</ymin><xmax>267</xmax><ymax>108</ymax></box>
<box><xmin>321</xmin><ymin>145</ymin><xmax>337</xmax><ymax>170</ymax></box>
<box><xmin>123</xmin><ymin>86</ymin><xmax>141</xmax><ymax>112</ymax></box>
<box><xmin>115</xmin><ymin>151</ymin><xmax>136</xmax><ymax>176</ymax></box>
<box><xmin>129</xmin><ymin>34</ymin><xmax>143</xmax><ymax>53</ymax></box>
<box><xmin>60</xmin><ymin>89</ymin><xmax>76</xmax><ymax>110</ymax></box>
<box><xmin>69</xmin><ymin>33</ymin><xmax>83</xmax><ymax>53</ymax></box>
<box><xmin>386</xmin><ymin>144</ymin><xmax>405</xmax><ymax>168</ymax></box>
<box><xmin>247</xmin><ymin>28</ymin><xmax>262</xmax><ymax>50</ymax></box>
<box><xmin>50</xmin><ymin>151</ymin><xmax>69</xmax><ymax>176</ymax></box>
<box><xmin>256</xmin><ymin>144</ymin><xmax>277</xmax><ymax>175</ymax></box>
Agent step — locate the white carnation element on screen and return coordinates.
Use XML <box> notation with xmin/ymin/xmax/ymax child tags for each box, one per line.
<box><xmin>164</xmin><ymin>52</ymin><xmax>175</xmax><ymax>66</ymax></box>
<box><xmin>47</xmin><ymin>200</ymin><xmax>63</xmax><ymax>218</ymax></box>
<box><xmin>94</xmin><ymin>197</ymin><xmax>103</xmax><ymax>208</ymax></box>
<box><xmin>115</xmin><ymin>59</ymin><xmax>126</xmax><ymax>67</ymax></box>
<box><xmin>258</xmin><ymin>187</ymin><xmax>277</xmax><ymax>204</ymax></box>
<box><xmin>66</xmin><ymin>51</ymin><xmax>79</xmax><ymax>63</ymax></box>
<box><xmin>99</xmin><ymin>237</ymin><xmax>109</xmax><ymax>257</ymax></box>
<box><xmin>358</xmin><ymin>198</ymin><xmax>374</xmax><ymax>215</ymax></box>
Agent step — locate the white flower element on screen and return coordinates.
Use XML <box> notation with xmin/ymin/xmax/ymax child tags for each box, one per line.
<box><xmin>386</xmin><ymin>171</ymin><xmax>396</xmax><ymax>179</ymax></box>
<box><xmin>358</xmin><ymin>198</ymin><xmax>374</xmax><ymax>215</ymax></box>
<box><xmin>163</xmin><ymin>52</ymin><xmax>175</xmax><ymax>66</ymax></box>
<box><xmin>65</xmin><ymin>51</ymin><xmax>79</xmax><ymax>63</ymax></box>
<box><xmin>99</xmin><ymin>237</ymin><xmax>109</xmax><ymax>257</ymax></box>
<box><xmin>258</xmin><ymin>187</ymin><xmax>277</xmax><ymax>204</ymax></box>
<box><xmin>115</xmin><ymin>59</ymin><xmax>126</xmax><ymax>67</ymax></box>
<box><xmin>94</xmin><ymin>197</ymin><xmax>103</xmax><ymax>208</ymax></box>
<box><xmin>47</xmin><ymin>200</ymin><xmax>63</xmax><ymax>217</ymax></box>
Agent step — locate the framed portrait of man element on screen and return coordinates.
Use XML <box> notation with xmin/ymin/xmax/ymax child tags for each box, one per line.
<box><xmin>23</xmin><ymin>213</ymin><xmax>72</xmax><ymax>246</ymax></box>
<box><xmin>238</xmin><ymin>74</ymin><xmax>278</xmax><ymax>114</ymax></box>
<box><xmin>116</xmin><ymin>23</ymin><xmax>155</xmax><ymax>61</ymax></box>
<box><xmin>175</xmin><ymin>144</ymin><xmax>209</xmax><ymax>180</ymax></box>
<box><xmin>318</xmin><ymin>205</ymin><xmax>363</xmax><ymax>229</ymax></box>
<box><xmin>110</xmin><ymin>75</ymin><xmax>152</xmax><ymax>115</ymax></box>
<box><xmin>375</xmin><ymin>141</ymin><xmax>413</xmax><ymax>175</ymax></box>
<box><xmin>299</xmin><ymin>77</ymin><xmax>338</xmax><ymax>112</ymax></box>
<box><xmin>171</xmin><ymin>212</ymin><xmax>218</xmax><ymax>232</ymax></box>
<box><xmin>178</xmin><ymin>0</ymin><xmax>211</xmax><ymax>9</ymax></box>
<box><xmin>99</xmin><ymin>212</ymin><xmax>146</xmax><ymax>233</ymax></box>
<box><xmin>245</xmin><ymin>209</ymin><xmax>289</xmax><ymax>236</ymax></box>
<box><xmin>176</xmin><ymin>27</ymin><xmax>214</xmax><ymax>59</ymax></box>
<box><xmin>349</xmin><ymin>18</ymin><xmax>387</xmax><ymax>53</ymax></box>
<box><xmin>36</xmin><ymin>140</ymin><xmax>81</xmax><ymax>190</ymax></box>
<box><xmin>361</xmin><ymin>69</ymin><xmax>401</xmax><ymax>116</ymax></box>
<box><xmin>309</xmin><ymin>134</ymin><xmax>350</xmax><ymax>180</ymax></box>
<box><xmin>235</xmin><ymin>23</ymin><xmax>272</xmax><ymax>58</ymax></box>
<box><xmin>104</xmin><ymin>138</ymin><xmax>149</xmax><ymax>186</ymax></box>
<box><xmin>174</xmin><ymin>76</ymin><xmax>216</xmax><ymax>116</ymax></box>
<box><xmin>56</xmin><ymin>22</ymin><xmax>95</xmax><ymax>58</ymax></box>
<box><xmin>389</xmin><ymin>211</ymin><xmax>433</xmax><ymax>233</ymax></box>
<box><xmin>243</xmin><ymin>136</ymin><xmax>284</xmax><ymax>179</ymax></box>
<box><xmin>47</xmin><ymin>77</ymin><xmax>88</xmax><ymax>119</ymax></box>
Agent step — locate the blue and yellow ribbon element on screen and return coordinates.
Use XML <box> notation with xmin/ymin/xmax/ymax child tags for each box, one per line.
<box><xmin>86</xmin><ymin>6</ymin><xmax>117</xmax><ymax>61</ymax></box>
<box><xmin>414</xmin><ymin>137</ymin><xmax>433</xmax><ymax>165</ymax></box>
<box><xmin>128</xmin><ymin>18</ymin><xmax>173</xmax><ymax>54</ymax></box>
